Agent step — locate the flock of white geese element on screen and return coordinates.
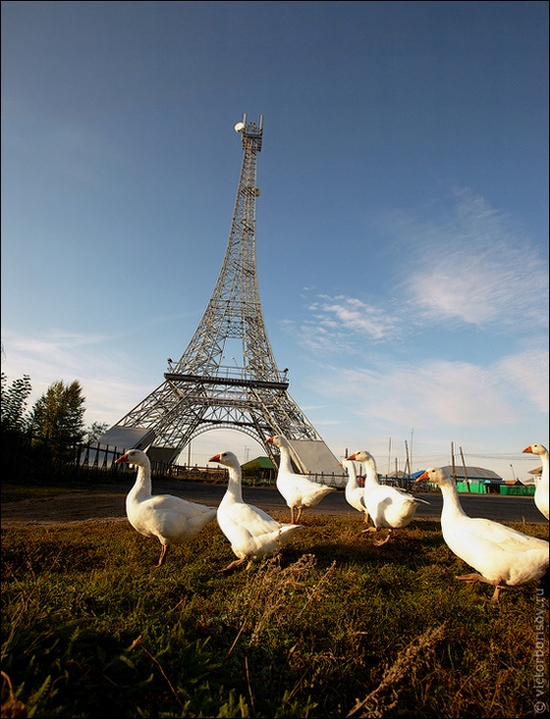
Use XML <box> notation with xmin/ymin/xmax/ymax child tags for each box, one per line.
<box><xmin>115</xmin><ymin>438</ymin><xmax>548</xmax><ymax>602</ymax></box>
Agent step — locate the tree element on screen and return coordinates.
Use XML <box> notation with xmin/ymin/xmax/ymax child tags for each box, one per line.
<box><xmin>85</xmin><ymin>421</ymin><xmax>109</xmax><ymax>444</ymax></box>
<box><xmin>32</xmin><ymin>380</ymin><xmax>86</xmax><ymax>445</ymax></box>
<box><xmin>1</xmin><ymin>373</ymin><xmax>32</xmax><ymax>433</ymax></box>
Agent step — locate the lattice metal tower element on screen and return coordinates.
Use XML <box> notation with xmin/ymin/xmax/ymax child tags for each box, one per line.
<box><xmin>108</xmin><ymin>115</ymin><xmax>341</xmax><ymax>475</ymax></box>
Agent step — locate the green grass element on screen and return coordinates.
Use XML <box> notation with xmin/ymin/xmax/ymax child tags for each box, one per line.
<box><xmin>2</xmin><ymin>512</ymin><xmax>548</xmax><ymax>718</ymax></box>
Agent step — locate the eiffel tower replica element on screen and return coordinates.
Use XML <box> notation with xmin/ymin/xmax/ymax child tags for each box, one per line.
<box><xmin>100</xmin><ymin>114</ymin><xmax>343</xmax><ymax>478</ymax></box>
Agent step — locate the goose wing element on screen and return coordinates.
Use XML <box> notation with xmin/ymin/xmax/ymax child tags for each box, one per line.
<box><xmin>457</xmin><ymin>516</ymin><xmax>549</xmax><ymax>553</ymax></box>
<box><xmin>143</xmin><ymin>494</ymin><xmax>215</xmax><ymax>516</ymax></box>
<box><xmin>217</xmin><ymin>501</ymin><xmax>280</xmax><ymax>535</ymax></box>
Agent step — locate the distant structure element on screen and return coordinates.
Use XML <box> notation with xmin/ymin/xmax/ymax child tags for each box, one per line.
<box><xmin>441</xmin><ymin>466</ymin><xmax>503</xmax><ymax>482</ymax></box>
<box><xmin>100</xmin><ymin>114</ymin><xmax>343</xmax><ymax>479</ymax></box>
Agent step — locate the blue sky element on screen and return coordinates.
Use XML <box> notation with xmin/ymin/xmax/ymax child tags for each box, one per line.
<box><xmin>2</xmin><ymin>1</ymin><xmax>548</xmax><ymax>480</ymax></box>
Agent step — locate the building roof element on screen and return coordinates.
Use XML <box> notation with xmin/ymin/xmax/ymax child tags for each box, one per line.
<box><xmin>410</xmin><ymin>466</ymin><xmax>503</xmax><ymax>481</ymax></box>
<box><xmin>241</xmin><ymin>456</ymin><xmax>275</xmax><ymax>470</ymax></box>
<box><xmin>440</xmin><ymin>466</ymin><xmax>503</xmax><ymax>481</ymax></box>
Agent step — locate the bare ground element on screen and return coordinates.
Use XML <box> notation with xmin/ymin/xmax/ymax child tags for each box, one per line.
<box><xmin>1</xmin><ymin>492</ymin><xmax>128</xmax><ymax>528</ymax></box>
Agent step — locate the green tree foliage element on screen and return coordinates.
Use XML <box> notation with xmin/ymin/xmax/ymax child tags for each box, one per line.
<box><xmin>32</xmin><ymin>380</ymin><xmax>86</xmax><ymax>444</ymax></box>
<box><xmin>1</xmin><ymin>373</ymin><xmax>32</xmax><ymax>432</ymax></box>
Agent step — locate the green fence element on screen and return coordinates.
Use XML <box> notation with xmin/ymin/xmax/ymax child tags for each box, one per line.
<box><xmin>455</xmin><ymin>481</ymin><xmax>535</xmax><ymax>496</ymax></box>
<box><xmin>456</xmin><ymin>481</ymin><xmax>487</xmax><ymax>493</ymax></box>
<box><xmin>499</xmin><ymin>484</ymin><xmax>536</xmax><ymax>496</ymax></box>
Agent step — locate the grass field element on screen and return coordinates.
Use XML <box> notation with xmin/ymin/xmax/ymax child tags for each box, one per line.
<box><xmin>1</xmin><ymin>494</ymin><xmax>548</xmax><ymax>718</ymax></box>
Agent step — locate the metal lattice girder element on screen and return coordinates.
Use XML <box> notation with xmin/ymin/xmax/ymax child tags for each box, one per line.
<box><xmin>107</xmin><ymin>114</ymin><xmax>343</xmax><ymax>476</ymax></box>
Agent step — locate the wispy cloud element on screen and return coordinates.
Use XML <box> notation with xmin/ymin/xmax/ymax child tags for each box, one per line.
<box><xmin>399</xmin><ymin>188</ymin><xmax>549</xmax><ymax>327</ymax></box>
<box><xmin>304</xmin><ymin>324</ymin><xmax>548</xmax><ymax>445</ymax></box>
<box><xmin>497</xmin><ymin>346</ymin><xmax>549</xmax><ymax>413</ymax></box>
<box><xmin>314</xmin><ymin>358</ymin><xmax>517</xmax><ymax>431</ymax></box>
<box><xmin>281</xmin><ymin>295</ymin><xmax>401</xmax><ymax>355</ymax></box>
<box><xmin>1</xmin><ymin>328</ymin><xmax>271</xmax><ymax>463</ymax></box>
<box><xmin>1</xmin><ymin>329</ymin><xmax>152</xmax><ymax>425</ymax></box>
<box><xmin>290</xmin><ymin>189</ymin><xmax>548</xmax><ymax>357</ymax></box>
<box><xmin>311</xmin><ymin>295</ymin><xmax>400</xmax><ymax>340</ymax></box>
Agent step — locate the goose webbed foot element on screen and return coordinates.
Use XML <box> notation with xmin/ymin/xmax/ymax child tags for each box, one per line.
<box><xmin>361</xmin><ymin>527</ymin><xmax>392</xmax><ymax>545</ymax></box>
<box><xmin>218</xmin><ymin>558</ymin><xmax>248</xmax><ymax>574</ymax></box>
<box><xmin>373</xmin><ymin>529</ymin><xmax>392</xmax><ymax>546</ymax></box>
<box><xmin>456</xmin><ymin>572</ymin><xmax>484</xmax><ymax>585</ymax></box>
<box><xmin>455</xmin><ymin>573</ymin><xmax>504</xmax><ymax>602</ymax></box>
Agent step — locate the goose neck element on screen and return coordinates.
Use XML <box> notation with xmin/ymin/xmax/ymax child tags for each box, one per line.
<box><xmin>364</xmin><ymin>464</ymin><xmax>380</xmax><ymax>487</ymax></box>
<box><xmin>540</xmin><ymin>451</ymin><xmax>549</xmax><ymax>487</ymax></box>
<box><xmin>278</xmin><ymin>445</ymin><xmax>294</xmax><ymax>473</ymax></box>
<box><xmin>346</xmin><ymin>468</ymin><xmax>358</xmax><ymax>490</ymax></box>
<box><xmin>129</xmin><ymin>464</ymin><xmax>152</xmax><ymax>501</ymax></box>
<box><xmin>439</xmin><ymin>479</ymin><xmax>468</xmax><ymax>520</ymax></box>
<box><xmin>224</xmin><ymin>465</ymin><xmax>244</xmax><ymax>503</ymax></box>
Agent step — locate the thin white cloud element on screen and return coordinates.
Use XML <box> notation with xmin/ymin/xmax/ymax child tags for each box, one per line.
<box><xmin>303</xmin><ymin>345</ymin><xmax>549</xmax><ymax>480</ymax></box>
<box><xmin>497</xmin><ymin>347</ymin><xmax>549</xmax><ymax>413</ymax></box>
<box><xmin>306</xmin><ymin>334</ymin><xmax>549</xmax><ymax>447</ymax></box>
<box><xmin>282</xmin><ymin>295</ymin><xmax>401</xmax><ymax>356</ymax></box>
<box><xmin>318</xmin><ymin>359</ymin><xmax>516</xmax><ymax>430</ymax></box>
<box><xmin>314</xmin><ymin>295</ymin><xmax>400</xmax><ymax>340</ymax></box>
<box><xmin>400</xmin><ymin>188</ymin><xmax>549</xmax><ymax>327</ymax></box>
<box><xmin>1</xmin><ymin>329</ymin><xmax>153</xmax><ymax>425</ymax></box>
<box><xmin>1</xmin><ymin>328</ymin><xmax>269</xmax><ymax>462</ymax></box>
<box><xmin>280</xmin><ymin>318</ymin><xmax>357</xmax><ymax>355</ymax></box>
<box><xmin>290</xmin><ymin>189</ymin><xmax>548</xmax><ymax>357</ymax></box>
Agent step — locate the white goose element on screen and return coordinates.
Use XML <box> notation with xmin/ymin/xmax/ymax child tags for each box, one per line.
<box><xmin>417</xmin><ymin>467</ymin><xmax>549</xmax><ymax>602</ymax></box>
<box><xmin>116</xmin><ymin>449</ymin><xmax>217</xmax><ymax>567</ymax></box>
<box><xmin>341</xmin><ymin>458</ymin><xmax>369</xmax><ymax>526</ymax></box>
<box><xmin>210</xmin><ymin>451</ymin><xmax>302</xmax><ymax>572</ymax></box>
<box><xmin>266</xmin><ymin>435</ymin><xmax>336</xmax><ymax>524</ymax></box>
<box><xmin>522</xmin><ymin>443</ymin><xmax>549</xmax><ymax>520</ymax></box>
<box><xmin>346</xmin><ymin>450</ymin><xmax>427</xmax><ymax>545</ymax></box>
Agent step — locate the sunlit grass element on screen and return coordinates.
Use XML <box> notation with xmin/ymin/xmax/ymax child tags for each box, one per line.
<box><xmin>2</xmin><ymin>514</ymin><xmax>548</xmax><ymax>718</ymax></box>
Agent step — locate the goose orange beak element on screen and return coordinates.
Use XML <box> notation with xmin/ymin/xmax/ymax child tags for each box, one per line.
<box><xmin>115</xmin><ymin>453</ymin><xmax>129</xmax><ymax>464</ymax></box>
<box><xmin>346</xmin><ymin>453</ymin><xmax>357</xmax><ymax>461</ymax></box>
<box><xmin>522</xmin><ymin>445</ymin><xmax>533</xmax><ymax>453</ymax></box>
<box><xmin>416</xmin><ymin>471</ymin><xmax>430</xmax><ymax>482</ymax></box>
<box><xmin>266</xmin><ymin>437</ymin><xmax>274</xmax><ymax>443</ymax></box>
<box><xmin>209</xmin><ymin>454</ymin><xmax>221</xmax><ymax>462</ymax></box>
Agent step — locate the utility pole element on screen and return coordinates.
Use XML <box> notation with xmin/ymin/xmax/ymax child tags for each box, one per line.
<box><xmin>459</xmin><ymin>446</ymin><xmax>470</xmax><ymax>493</ymax></box>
